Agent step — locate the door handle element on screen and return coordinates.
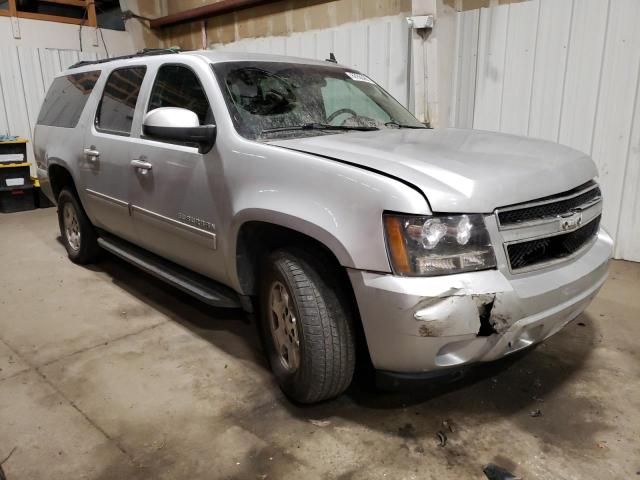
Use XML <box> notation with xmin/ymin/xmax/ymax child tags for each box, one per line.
<box><xmin>84</xmin><ymin>147</ymin><xmax>100</xmax><ymax>161</ymax></box>
<box><xmin>131</xmin><ymin>159</ymin><xmax>153</xmax><ymax>172</ymax></box>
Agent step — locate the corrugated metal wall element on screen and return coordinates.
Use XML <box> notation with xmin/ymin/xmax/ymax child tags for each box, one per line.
<box><xmin>212</xmin><ymin>14</ymin><xmax>411</xmax><ymax>108</ymax></box>
<box><xmin>0</xmin><ymin>47</ymin><xmax>105</xmax><ymax>169</ymax></box>
<box><xmin>452</xmin><ymin>0</ymin><xmax>640</xmax><ymax>261</ymax></box>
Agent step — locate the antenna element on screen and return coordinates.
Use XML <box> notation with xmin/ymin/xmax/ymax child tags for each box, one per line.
<box><xmin>326</xmin><ymin>52</ymin><xmax>338</xmax><ymax>64</ymax></box>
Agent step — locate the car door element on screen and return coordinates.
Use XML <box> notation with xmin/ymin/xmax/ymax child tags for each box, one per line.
<box><xmin>128</xmin><ymin>62</ymin><xmax>226</xmax><ymax>282</ymax></box>
<box><xmin>81</xmin><ymin>66</ymin><xmax>147</xmax><ymax>243</ymax></box>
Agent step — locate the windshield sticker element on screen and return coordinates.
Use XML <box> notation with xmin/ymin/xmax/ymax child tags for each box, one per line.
<box><xmin>345</xmin><ymin>72</ymin><xmax>375</xmax><ymax>84</ymax></box>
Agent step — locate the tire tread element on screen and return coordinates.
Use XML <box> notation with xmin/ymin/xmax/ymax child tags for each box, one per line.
<box><xmin>266</xmin><ymin>249</ymin><xmax>355</xmax><ymax>403</ymax></box>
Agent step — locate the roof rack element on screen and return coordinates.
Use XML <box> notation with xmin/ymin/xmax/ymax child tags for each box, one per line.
<box><xmin>68</xmin><ymin>48</ymin><xmax>181</xmax><ymax>69</ymax></box>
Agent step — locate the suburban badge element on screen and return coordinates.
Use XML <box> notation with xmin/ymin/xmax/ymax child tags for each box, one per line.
<box><xmin>177</xmin><ymin>212</ymin><xmax>215</xmax><ymax>232</ymax></box>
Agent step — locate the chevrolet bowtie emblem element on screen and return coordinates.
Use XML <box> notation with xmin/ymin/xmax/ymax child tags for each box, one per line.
<box><xmin>559</xmin><ymin>210</ymin><xmax>583</xmax><ymax>231</ymax></box>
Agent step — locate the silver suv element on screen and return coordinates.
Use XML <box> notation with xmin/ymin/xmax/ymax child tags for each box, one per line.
<box><xmin>35</xmin><ymin>49</ymin><xmax>612</xmax><ymax>403</ymax></box>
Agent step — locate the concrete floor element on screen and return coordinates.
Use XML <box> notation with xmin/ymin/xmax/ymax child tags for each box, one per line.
<box><xmin>0</xmin><ymin>208</ymin><xmax>639</xmax><ymax>480</ymax></box>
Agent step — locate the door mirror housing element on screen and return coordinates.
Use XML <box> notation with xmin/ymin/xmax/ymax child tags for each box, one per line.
<box><xmin>142</xmin><ymin>107</ymin><xmax>216</xmax><ymax>154</ymax></box>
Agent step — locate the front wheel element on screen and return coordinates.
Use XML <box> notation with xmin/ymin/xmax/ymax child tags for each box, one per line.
<box><xmin>259</xmin><ymin>249</ymin><xmax>356</xmax><ymax>404</ymax></box>
<box><xmin>57</xmin><ymin>188</ymin><xmax>100</xmax><ymax>264</ymax></box>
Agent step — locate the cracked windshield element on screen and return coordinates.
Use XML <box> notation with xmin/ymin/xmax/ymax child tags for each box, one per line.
<box><xmin>213</xmin><ymin>61</ymin><xmax>426</xmax><ymax>140</ymax></box>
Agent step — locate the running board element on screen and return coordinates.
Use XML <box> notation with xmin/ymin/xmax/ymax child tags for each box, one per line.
<box><xmin>97</xmin><ymin>236</ymin><xmax>240</xmax><ymax>309</ymax></box>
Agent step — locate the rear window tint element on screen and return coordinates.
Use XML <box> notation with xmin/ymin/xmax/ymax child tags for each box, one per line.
<box><xmin>37</xmin><ymin>71</ymin><xmax>101</xmax><ymax>128</ymax></box>
<box><xmin>95</xmin><ymin>66</ymin><xmax>146</xmax><ymax>136</ymax></box>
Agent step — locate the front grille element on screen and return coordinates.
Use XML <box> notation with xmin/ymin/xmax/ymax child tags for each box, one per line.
<box><xmin>498</xmin><ymin>185</ymin><xmax>601</xmax><ymax>226</ymax></box>
<box><xmin>507</xmin><ymin>216</ymin><xmax>601</xmax><ymax>270</ymax></box>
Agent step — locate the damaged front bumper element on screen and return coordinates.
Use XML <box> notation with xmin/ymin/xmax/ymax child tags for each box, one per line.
<box><xmin>348</xmin><ymin>229</ymin><xmax>613</xmax><ymax>374</ymax></box>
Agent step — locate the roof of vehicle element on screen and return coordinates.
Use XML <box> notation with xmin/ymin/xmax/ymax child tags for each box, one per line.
<box><xmin>65</xmin><ymin>48</ymin><xmax>348</xmax><ymax>75</ymax></box>
<box><xmin>191</xmin><ymin>49</ymin><xmax>346</xmax><ymax>68</ymax></box>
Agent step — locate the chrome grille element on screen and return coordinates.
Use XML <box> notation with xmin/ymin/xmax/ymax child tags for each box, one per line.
<box><xmin>496</xmin><ymin>182</ymin><xmax>603</xmax><ymax>273</ymax></box>
<box><xmin>498</xmin><ymin>185</ymin><xmax>601</xmax><ymax>227</ymax></box>
<box><xmin>507</xmin><ymin>216</ymin><xmax>601</xmax><ymax>270</ymax></box>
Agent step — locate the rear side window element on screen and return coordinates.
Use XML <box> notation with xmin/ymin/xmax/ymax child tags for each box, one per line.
<box><xmin>95</xmin><ymin>66</ymin><xmax>146</xmax><ymax>136</ymax></box>
<box><xmin>37</xmin><ymin>71</ymin><xmax>101</xmax><ymax>128</ymax></box>
<box><xmin>148</xmin><ymin>65</ymin><xmax>212</xmax><ymax>125</ymax></box>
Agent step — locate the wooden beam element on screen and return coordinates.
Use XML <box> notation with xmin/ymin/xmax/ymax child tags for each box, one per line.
<box><xmin>41</xmin><ymin>0</ymin><xmax>87</xmax><ymax>7</ymax></box>
<box><xmin>16</xmin><ymin>11</ymin><xmax>86</xmax><ymax>25</ymax></box>
<box><xmin>86</xmin><ymin>0</ymin><xmax>97</xmax><ymax>27</ymax></box>
<box><xmin>3</xmin><ymin>0</ymin><xmax>96</xmax><ymax>27</ymax></box>
<box><xmin>149</xmin><ymin>0</ymin><xmax>280</xmax><ymax>29</ymax></box>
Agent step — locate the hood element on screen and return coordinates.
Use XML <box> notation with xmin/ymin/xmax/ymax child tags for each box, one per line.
<box><xmin>269</xmin><ymin>128</ymin><xmax>597</xmax><ymax>213</ymax></box>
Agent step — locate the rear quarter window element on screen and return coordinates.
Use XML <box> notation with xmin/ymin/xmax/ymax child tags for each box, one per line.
<box><xmin>37</xmin><ymin>70</ymin><xmax>101</xmax><ymax>128</ymax></box>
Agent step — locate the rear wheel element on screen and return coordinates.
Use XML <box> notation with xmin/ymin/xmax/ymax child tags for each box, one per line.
<box><xmin>57</xmin><ymin>188</ymin><xmax>100</xmax><ymax>264</ymax></box>
<box><xmin>259</xmin><ymin>249</ymin><xmax>356</xmax><ymax>403</ymax></box>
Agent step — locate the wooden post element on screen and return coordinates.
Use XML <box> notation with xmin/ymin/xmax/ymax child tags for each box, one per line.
<box><xmin>0</xmin><ymin>0</ymin><xmax>14</xmax><ymax>18</ymax></box>
<box><xmin>7</xmin><ymin>0</ymin><xmax>19</xmax><ymax>38</ymax></box>
<box><xmin>86</xmin><ymin>0</ymin><xmax>97</xmax><ymax>27</ymax></box>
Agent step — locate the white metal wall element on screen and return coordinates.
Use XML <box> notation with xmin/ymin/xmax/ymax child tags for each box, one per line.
<box><xmin>0</xmin><ymin>47</ymin><xmax>106</xmax><ymax>169</ymax></box>
<box><xmin>211</xmin><ymin>14</ymin><xmax>411</xmax><ymax>108</ymax></box>
<box><xmin>452</xmin><ymin>0</ymin><xmax>640</xmax><ymax>261</ymax></box>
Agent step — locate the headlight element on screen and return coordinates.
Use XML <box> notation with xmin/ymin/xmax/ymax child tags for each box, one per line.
<box><xmin>383</xmin><ymin>213</ymin><xmax>497</xmax><ymax>276</ymax></box>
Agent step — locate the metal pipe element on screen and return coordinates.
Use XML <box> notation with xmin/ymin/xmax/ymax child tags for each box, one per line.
<box><xmin>201</xmin><ymin>20</ymin><xmax>207</xmax><ymax>49</ymax></box>
<box><xmin>149</xmin><ymin>0</ymin><xmax>281</xmax><ymax>29</ymax></box>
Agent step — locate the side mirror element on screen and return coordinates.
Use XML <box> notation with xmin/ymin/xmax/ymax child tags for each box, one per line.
<box><xmin>142</xmin><ymin>107</ymin><xmax>217</xmax><ymax>154</ymax></box>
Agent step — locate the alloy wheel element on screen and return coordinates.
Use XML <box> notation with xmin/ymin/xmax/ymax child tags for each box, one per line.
<box><xmin>268</xmin><ymin>281</ymin><xmax>301</xmax><ymax>372</ymax></box>
<box><xmin>63</xmin><ymin>202</ymin><xmax>81</xmax><ymax>251</ymax></box>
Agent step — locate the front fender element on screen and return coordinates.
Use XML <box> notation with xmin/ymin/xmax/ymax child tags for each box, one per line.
<box><xmin>230</xmin><ymin>208</ymin><xmax>356</xmax><ymax>267</ymax></box>
<box><xmin>220</xmin><ymin>141</ymin><xmax>430</xmax><ymax>292</ymax></box>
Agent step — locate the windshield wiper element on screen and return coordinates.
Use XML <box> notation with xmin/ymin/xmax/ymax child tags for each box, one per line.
<box><xmin>384</xmin><ymin>120</ymin><xmax>426</xmax><ymax>129</ymax></box>
<box><xmin>260</xmin><ymin>122</ymin><xmax>379</xmax><ymax>135</ymax></box>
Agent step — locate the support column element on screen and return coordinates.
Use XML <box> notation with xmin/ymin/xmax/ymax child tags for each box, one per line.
<box><xmin>410</xmin><ymin>0</ymin><xmax>458</xmax><ymax>127</ymax></box>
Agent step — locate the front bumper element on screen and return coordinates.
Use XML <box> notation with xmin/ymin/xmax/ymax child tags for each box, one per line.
<box><xmin>348</xmin><ymin>229</ymin><xmax>613</xmax><ymax>373</ymax></box>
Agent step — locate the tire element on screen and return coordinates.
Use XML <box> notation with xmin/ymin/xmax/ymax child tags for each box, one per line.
<box><xmin>57</xmin><ymin>188</ymin><xmax>100</xmax><ymax>264</ymax></box>
<box><xmin>259</xmin><ymin>248</ymin><xmax>356</xmax><ymax>403</ymax></box>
